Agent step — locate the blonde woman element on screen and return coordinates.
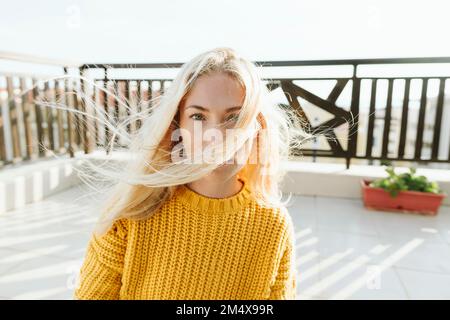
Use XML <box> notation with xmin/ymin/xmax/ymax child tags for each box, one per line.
<box><xmin>73</xmin><ymin>47</ymin><xmax>308</xmax><ymax>300</ymax></box>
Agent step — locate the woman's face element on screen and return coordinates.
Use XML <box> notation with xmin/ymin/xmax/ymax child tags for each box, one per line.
<box><xmin>178</xmin><ymin>72</ymin><xmax>252</xmax><ymax>175</ymax></box>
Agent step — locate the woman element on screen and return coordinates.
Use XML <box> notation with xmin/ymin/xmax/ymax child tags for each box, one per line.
<box><xmin>74</xmin><ymin>47</ymin><xmax>307</xmax><ymax>300</ymax></box>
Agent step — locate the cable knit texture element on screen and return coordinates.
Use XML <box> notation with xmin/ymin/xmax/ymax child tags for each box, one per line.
<box><xmin>74</xmin><ymin>176</ymin><xmax>297</xmax><ymax>300</ymax></box>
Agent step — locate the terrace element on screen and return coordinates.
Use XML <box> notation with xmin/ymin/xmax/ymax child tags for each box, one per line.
<box><xmin>0</xmin><ymin>52</ymin><xmax>449</xmax><ymax>299</ymax></box>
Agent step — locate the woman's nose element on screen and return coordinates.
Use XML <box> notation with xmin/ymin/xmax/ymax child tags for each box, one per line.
<box><xmin>204</xmin><ymin>120</ymin><xmax>227</xmax><ymax>135</ymax></box>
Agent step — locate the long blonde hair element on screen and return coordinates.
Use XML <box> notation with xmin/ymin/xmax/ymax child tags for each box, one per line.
<box><xmin>58</xmin><ymin>47</ymin><xmax>312</xmax><ymax>236</ymax></box>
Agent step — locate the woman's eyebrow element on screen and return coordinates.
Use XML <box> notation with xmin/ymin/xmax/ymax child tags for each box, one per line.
<box><xmin>186</xmin><ymin>105</ymin><xmax>209</xmax><ymax>112</ymax></box>
<box><xmin>185</xmin><ymin>105</ymin><xmax>242</xmax><ymax>112</ymax></box>
<box><xmin>226</xmin><ymin>106</ymin><xmax>242</xmax><ymax>113</ymax></box>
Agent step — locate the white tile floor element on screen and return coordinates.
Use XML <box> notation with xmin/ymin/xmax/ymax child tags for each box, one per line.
<box><xmin>289</xmin><ymin>194</ymin><xmax>450</xmax><ymax>300</ymax></box>
<box><xmin>0</xmin><ymin>185</ymin><xmax>450</xmax><ymax>300</ymax></box>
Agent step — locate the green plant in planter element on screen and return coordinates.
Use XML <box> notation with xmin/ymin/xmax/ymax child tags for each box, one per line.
<box><xmin>369</xmin><ymin>166</ymin><xmax>443</xmax><ymax>197</ymax></box>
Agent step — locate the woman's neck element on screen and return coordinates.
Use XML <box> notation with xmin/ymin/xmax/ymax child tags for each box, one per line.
<box><xmin>186</xmin><ymin>174</ymin><xmax>244</xmax><ymax>199</ymax></box>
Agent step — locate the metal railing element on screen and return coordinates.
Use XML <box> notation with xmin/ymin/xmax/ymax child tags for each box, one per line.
<box><xmin>0</xmin><ymin>52</ymin><xmax>84</xmax><ymax>167</ymax></box>
<box><xmin>1</xmin><ymin>53</ymin><xmax>450</xmax><ymax>169</ymax></box>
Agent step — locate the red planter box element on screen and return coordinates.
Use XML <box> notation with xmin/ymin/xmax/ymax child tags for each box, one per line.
<box><xmin>361</xmin><ymin>179</ymin><xmax>447</xmax><ymax>216</ymax></box>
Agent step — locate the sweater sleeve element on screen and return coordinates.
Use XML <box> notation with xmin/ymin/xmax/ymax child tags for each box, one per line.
<box><xmin>268</xmin><ymin>210</ymin><xmax>297</xmax><ymax>300</ymax></box>
<box><xmin>73</xmin><ymin>218</ymin><xmax>128</xmax><ymax>300</ymax></box>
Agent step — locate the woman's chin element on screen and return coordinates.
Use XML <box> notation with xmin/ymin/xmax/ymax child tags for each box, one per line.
<box><xmin>211</xmin><ymin>162</ymin><xmax>243</xmax><ymax>176</ymax></box>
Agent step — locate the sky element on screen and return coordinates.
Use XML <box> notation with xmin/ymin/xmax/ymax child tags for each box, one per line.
<box><xmin>0</xmin><ymin>0</ymin><xmax>450</xmax><ymax>65</ymax></box>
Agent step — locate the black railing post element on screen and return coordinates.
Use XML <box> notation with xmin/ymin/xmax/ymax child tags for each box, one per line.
<box><xmin>79</xmin><ymin>66</ymin><xmax>89</xmax><ymax>154</ymax></box>
<box><xmin>64</xmin><ymin>66</ymin><xmax>75</xmax><ymax>157</ymax></box>
<box><xmin>347</xmin><ymin>63</ymin><xmax>360</xmax><ymax>169</ymax></box>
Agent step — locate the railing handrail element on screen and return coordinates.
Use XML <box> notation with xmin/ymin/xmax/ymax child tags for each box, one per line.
<box><xmin>0</xmin><ymin>51</ymin><xmax>82</xmax><ymax>68</ymax></box>
<box><xmin>2</xmin><ymin>51</ymin><xmax>449</xmax><ymax>70</ymax></box>
<box><xmin>2</xmin><ymin>51</ymin><xmax>449</xmax><ymax>69</ymax></box>
<box><xmin>81</xmin><ymin>56</ymin><xmax>450</xmax><ymax>70</ymax></box>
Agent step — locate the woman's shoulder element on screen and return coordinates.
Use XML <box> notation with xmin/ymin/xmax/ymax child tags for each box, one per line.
<box><xmin>248</xmin><ymin>202</ymin><xmax>296</xmax><ymax>253</ymax></box>
<box><xmin>251</xmin><ymin>200</ymin><xmax>294</xmax><ymax>232</ymax></box>
<box><xmin>96</xmin><ymin>217</ymin><xmax>130</xmax><ymax>241</ymax></box>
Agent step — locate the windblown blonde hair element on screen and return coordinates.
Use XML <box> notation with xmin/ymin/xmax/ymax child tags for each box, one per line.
<box><xmin>38</xmin><ymin>47</ymin><xmax>315</xmax><ymax>236</ymax></box>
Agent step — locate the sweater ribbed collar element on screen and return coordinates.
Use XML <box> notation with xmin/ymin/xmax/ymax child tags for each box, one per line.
<box><xmin>175</xmin><ymin>176</ymin><xmax>252</xmax><ymax>213</ymax></box>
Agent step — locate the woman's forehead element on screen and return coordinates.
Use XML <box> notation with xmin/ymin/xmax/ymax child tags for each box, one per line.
<box><xmin>182</xmin><ymin>73</ymin><xmax>245</xmax><ymax>112</ymax></box>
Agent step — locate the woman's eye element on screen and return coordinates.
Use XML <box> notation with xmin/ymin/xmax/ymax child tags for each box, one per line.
<box><xmin>190</xmin><ymin>113</ymin><xmax>205</xmax><ymax>121</ymax></box>
<box><xmin>226</xmin><ymin>114</ymin><xmax>239</xmax><ymax>122</ymax></box>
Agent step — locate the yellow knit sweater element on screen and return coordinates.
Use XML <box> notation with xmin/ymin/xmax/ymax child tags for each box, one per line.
<box><xmin>74</xmin><ymin>177</ymin><xmax>297</xmax><ymax>300</ymax></box>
